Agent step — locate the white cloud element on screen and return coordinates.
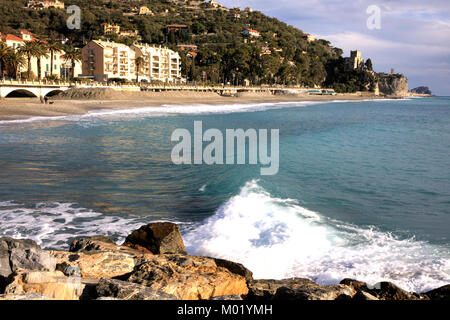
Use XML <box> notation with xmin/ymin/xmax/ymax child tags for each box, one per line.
<box><xmin>220</xmin><ymin>0</ymin><xmax>450</xmax><ymax>94</ymax></box>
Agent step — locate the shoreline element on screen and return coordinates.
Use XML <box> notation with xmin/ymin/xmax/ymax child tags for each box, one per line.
<box><xmin>0</xmin><ymin>91</ymin><xmax>392</xmax><ymax>122</ymax></box>
<box><xmin>0</xmin><ymin>223</ymin><xmax>448</xmax><ymax>300</ymax></box>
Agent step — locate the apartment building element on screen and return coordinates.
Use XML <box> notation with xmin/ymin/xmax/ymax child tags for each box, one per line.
<box><xmin>81</xmin><ymin>40</ymin><xmax>182</xmax><ymax>82</ymax></box>
<box><xmin>132</xmin><ymin>43</ymin><xmax>181</xmax><ymax>82</ymax></box>
<box><xmin>81</xmin><ymin>40</ymin><xmax>136</xmax><ymax>82</ymax></box>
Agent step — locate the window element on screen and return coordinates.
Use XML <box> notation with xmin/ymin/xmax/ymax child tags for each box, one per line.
<box><xmin>46</xmin><ymin>64</ymin><xmax>49</xmax><ymax>71</ymax></box>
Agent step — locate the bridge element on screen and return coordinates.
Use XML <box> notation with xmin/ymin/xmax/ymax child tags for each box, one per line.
<box><xmin>0</xmin><ymin>79</ymin><xmax>335</xmax><ymax>98</ymax></box>
<box><xmin>0</xmin><ymin>80</ymin><xmax>72</xmax><ymax>98</ymax></box>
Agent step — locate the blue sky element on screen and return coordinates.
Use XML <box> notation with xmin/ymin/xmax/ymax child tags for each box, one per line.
<box><xmin>220</xmin><ymin>0</ymin><xmax>450</xmax><ymax>95</ymax></box>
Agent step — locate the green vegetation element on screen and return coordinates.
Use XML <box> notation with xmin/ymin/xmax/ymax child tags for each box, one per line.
<box><xmin>0</xmin><ymin>0</ymin><xmax>379</xmax><ymax>89</ymax></box>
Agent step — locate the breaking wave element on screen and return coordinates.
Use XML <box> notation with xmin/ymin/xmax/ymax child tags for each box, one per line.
<box><xmin>183</xmin><ymin>180</ymin><xmax>450</xmax><ymax>293</ymax></box>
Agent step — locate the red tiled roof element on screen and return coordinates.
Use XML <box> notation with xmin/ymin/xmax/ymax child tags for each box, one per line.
<box><xmin>21</xmin><ymin>30</ymin><xmax>33</xmax><ymax>35</ymax></box>
<box><xmin>246</xmin><ymin>29</ymin><xmax>259</xmax><ymax>33</ymax></box>
<box><xmin>1</xmin><ymin>34</ymin><xmax>24</xmax><ymax>42</ymax></box>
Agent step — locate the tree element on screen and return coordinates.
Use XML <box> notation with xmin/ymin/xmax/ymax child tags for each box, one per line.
<box><xmin>19</xmin><ymin>41</ymin><xmax>40</xmax><ymax>80</ymax></box>
<box><xmin>46</xmin><ymin>39</ymin><xmax>63</xmax><ymax>77</ymax></box>
<box><xmin>5</xmin><ymin>50</ymin><xmax>26</xmax><ymax>80</ymax></box>
<box><xmin>134</xmin><ymin>56</ymin><xmax>145</xmax><ymax>83</ymax></box>
<box><xmin>63</xmin><ymin>46</ymin><xmax>82</xmax><ymax>79</ymax></box>
<box><xmin>0</xmin><ymin>42</ymin><xmax>12</xmax><ymax>79</ymax></box>
<box><xmin>365</xmin><ymin>58</ymin><xmax>373</xmax><ymax>71</ymax></box>
<box><xmin>33</xmin><ymin>41</ymin><xmax>49</xmax><ymax>80</ymax></box>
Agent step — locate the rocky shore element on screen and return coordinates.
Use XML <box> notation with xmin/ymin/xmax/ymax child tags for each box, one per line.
<box><xmin>0</xmin><ymin>222</ymin><xmax>448</xmax><ymax>301</ymax></box>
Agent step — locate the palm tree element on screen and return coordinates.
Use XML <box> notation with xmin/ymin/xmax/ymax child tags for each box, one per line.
<box><xmin>5</xmin><ymin>50</ymin><xmax>26</xmax><ymax>80</ymax></box>
<box><xmin>63</xmin><ymin>46</ymin><xmax>82</xmax><ymax>79</ymax></box>
<box><xmin>19</xmin><ymin>41</ymin><xmax>39</xmax><ymax>80</ymax></box>
<box><xmin>134</xmin><ymin>56</ymin><xmax>145</xmax><ymax>83</ymax></box>
<box><xmin>33</xmin><ymin>41</ymin><xmax>49</xmax><ymax>80</ymax></box>
<box><xmin>0</xmin><ymin>42</ymin><xmax>12</xmax><ymax>80</ymax></box>
<box><xmin>46</xmin><ymin>39</ymin><xmax>63</xmax><ymax>77</ymax></box>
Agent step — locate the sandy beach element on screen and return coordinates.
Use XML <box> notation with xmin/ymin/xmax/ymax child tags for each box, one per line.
<box><xmin>0</xmin><ymin>90</ymin><xmax>384</xmax><ymax>121</ymax></box>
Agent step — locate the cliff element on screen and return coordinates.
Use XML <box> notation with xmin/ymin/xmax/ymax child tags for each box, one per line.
<box><xmin>1</xmin><ymin>222</ymin><xmax>449</xmax><ymax>301</ymax></box>
<box><xmin>377</xmin><ymin>73</ymin><xmax>409</xmax><ymax>97</ymax></box>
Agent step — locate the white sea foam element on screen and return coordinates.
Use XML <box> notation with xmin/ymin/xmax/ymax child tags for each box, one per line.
<box><xmin>0</xmin><ymin>202</ymin><xmax>180</xmax><ymax>249</ymax></box>
<box><xmin>1</xmin><ymin>179</ymin><xmax>446</xmax><ymax>292</ymax></box>
<box><xmin>0</xmin><ymin>98</ymin><xmax>399</xmax><ymax>126</ymax></box>
<box><xmin>183</xmin><ymin>180</ymin><xmax>450</xmax><ymax>293</ymax></box>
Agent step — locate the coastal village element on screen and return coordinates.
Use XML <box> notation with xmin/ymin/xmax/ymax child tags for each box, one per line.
<box><xmin>0</xmin><ymin>1</ymin><xmax>396</xmax><ymax>92</ymax></box>
<box><xmin>0</xmin><ymin>0</ymin><xmax>421</xmax><ymax>99</ymax></box>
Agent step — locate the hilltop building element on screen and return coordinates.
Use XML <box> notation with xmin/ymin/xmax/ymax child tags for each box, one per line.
<box><xmin>81</xmin><ymin>40</ymin><xmax>182</xmax><ymax>83</ymax></box>
<box><xmin>243</xmin><ymin>29</ymin><xmax>260</xmax><ymax>38</ymax></box>
<box><xmin>138</xmin><ymin>6</ymin><xmax>153</xmax><ymax>15</ymax></box>
<box><xmin>101</xmin><ymin>23</ymin><xmax>121</xmax><ymax>35</ymax></box>
<box><xmin>209</xmin><ymin>0</ymin><xmax>222</xmax><ymax>8</ymax></box>
<box><xmin>303</xmin><ymin>34</ymin><xmax>315</xmax><ymax>42</ymax></box>
<box><xmin>166</xmin><ymin>24</ymin><xmax>189</xmax><ymax>33</ymax></box>
<box><xmin>345</xmin><ymin>50</ymin><xmax>364</xmax><ymax>70</ymax></box>
<box><xmin>27</xmin><ymin>0</ymin><xmax>64</xmax><ymax>10</ymax></box>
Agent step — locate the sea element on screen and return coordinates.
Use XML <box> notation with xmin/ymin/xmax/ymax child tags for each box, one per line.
<box><xmin>0</xmin><ymin>97</ymin><xmax>449</xmax><ymax>293</ymax></box>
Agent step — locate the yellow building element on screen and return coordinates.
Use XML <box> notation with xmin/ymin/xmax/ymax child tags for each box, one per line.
<box><xmin>81</xmin><ymin>40</ymin><xmax>182</xmax><ymax>83</ymax></box>
<box><xmin>100</xmin><ymin>23</ymin><xmax>121</xmax><ymax>35</ymax></box>
<box><xmin>82</xmin><ymin>40</ymin><xmax>136</xmax><ymax>82</ymax></box>
<box><xmin>138</xmin><ymin>6</ymin><xmax>153</xmax><ymax>15</ymax></box>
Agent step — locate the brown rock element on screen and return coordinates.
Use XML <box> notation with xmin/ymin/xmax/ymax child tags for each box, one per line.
<box><xmin>96</xmin><ymin>278</ymin><xmax>177</xmax><ymax>300</ymax></box>
<box><xmin>424</xmin><ymin>285</ymin><xmax>450</xmax><ymax>301</ymax></box>
<box><xmin>213</xmin><ymin>258</ymin><xmax>253</xmax><ymax>282</ymax></box>
<box><xmin>0</xmin><ymin>293</ymin><xmax>55</xmax><ymax>300</ymax></box>
<box><xmin>352</xmin><ymin>290</ymin><xmax>379</xmax><ymax>301</ymax></box>
<box><xmin>126</xmin><ymin>254</ymin><xmax>248</xmax><ymax>300</ymax></box>
<box><xmin>51</xmin><ymin>250</ymin><xmax>136</xmax><ymax>279</ymax></box>
<box><xmin>123</xmin><ymin>222</ymin><xmax>186</xmax><ymax>255</ymax></box>
<box><xmin>69</xmin><ymin>236</ymin><xmax>118</xmax><ymax>252</ymax></box>
<box><xmin>340</xmin><ymin>278</ymin><xmax>369</xmax><ymax>292</ymax></box>
<box><xmin>368</xmin><ymin>282</ymin><xmax>423</xmax><ymax>300</ymax></box>
<box><xmin>247</xmin><ymin>278</ymin><xmax>316</xmax><ymax>300</ymax></box>
<box><xmin>4</xmin><ymin>270</ymin><xmax>86</xmax><ymax>300</ymax></box>
<box><xmin>247</xmin><ymin>278</ymin><xmax>356</xmax><ymax>300</ymax></box>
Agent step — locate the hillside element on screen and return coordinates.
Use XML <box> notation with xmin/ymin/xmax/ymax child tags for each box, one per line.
<box><xmin>0</xmin><ymin>0</ymin><xmax>395</xmax><ymax>92</ymax></box>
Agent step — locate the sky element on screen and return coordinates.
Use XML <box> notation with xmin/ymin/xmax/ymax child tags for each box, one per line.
<box><xmin>220</xmin><ymin>0</ymin><xmax>450</xmax><ymax>95</ymax></box>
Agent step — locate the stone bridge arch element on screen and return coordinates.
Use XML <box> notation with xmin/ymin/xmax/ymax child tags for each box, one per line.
<box><xmin>3</xmin><ymin>88</ymin><xmax>39</xmax><ymax>98</ymax></box>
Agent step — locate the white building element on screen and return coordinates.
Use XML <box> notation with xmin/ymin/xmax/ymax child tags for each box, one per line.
<box><xmin>131</xmin><ymin>43</ymin><xmax>182</xmax><ymax>82</ymax></box>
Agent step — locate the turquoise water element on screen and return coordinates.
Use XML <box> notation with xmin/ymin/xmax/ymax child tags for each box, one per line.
<box><xmin>0</xmin><ymin>97</ymin><xmax>449</xmax><ymax>292</ymax></box>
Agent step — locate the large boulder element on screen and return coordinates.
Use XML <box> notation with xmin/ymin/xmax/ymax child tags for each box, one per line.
<box><xmin>96</xmin><ymin>278</ymin><xmax>177</xmax><ymax>300</ymax></box>
<box><xmin>247</xmin><ymin>278</ymin><xmax>356</xmax><ymax>300</ymax></box>
<box><xmin>4</xmin><ymin>270</ymin><xmax>86</xmax><ymax>300</ymax></box>
<box><xmin>126</xmin><ymin>254</ymin><xmax>248</xmax><ymax>300</ymax></box>
<box><xmin>0</xmin><ymin>238</ymin><xmax>56</xmax><ymax>279</ymax></box>
<box><xmin>51</xmin><ymin>250</ymin><xmax>136</xmax><ymax>279</ymax></box>
<box><xmin>213</xmin><ymin>258</ymin><xmax>253</xmax><ymax>282</ymax></box>
<box><xmin>123</xmin><ymin>222</ymin><xmax>187</xmax><ymax>255</ymax></box>
<box><xmin>424</xmin><ymin>285</ymin><xmax>450</xmax><ymax>301</ymax></box>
